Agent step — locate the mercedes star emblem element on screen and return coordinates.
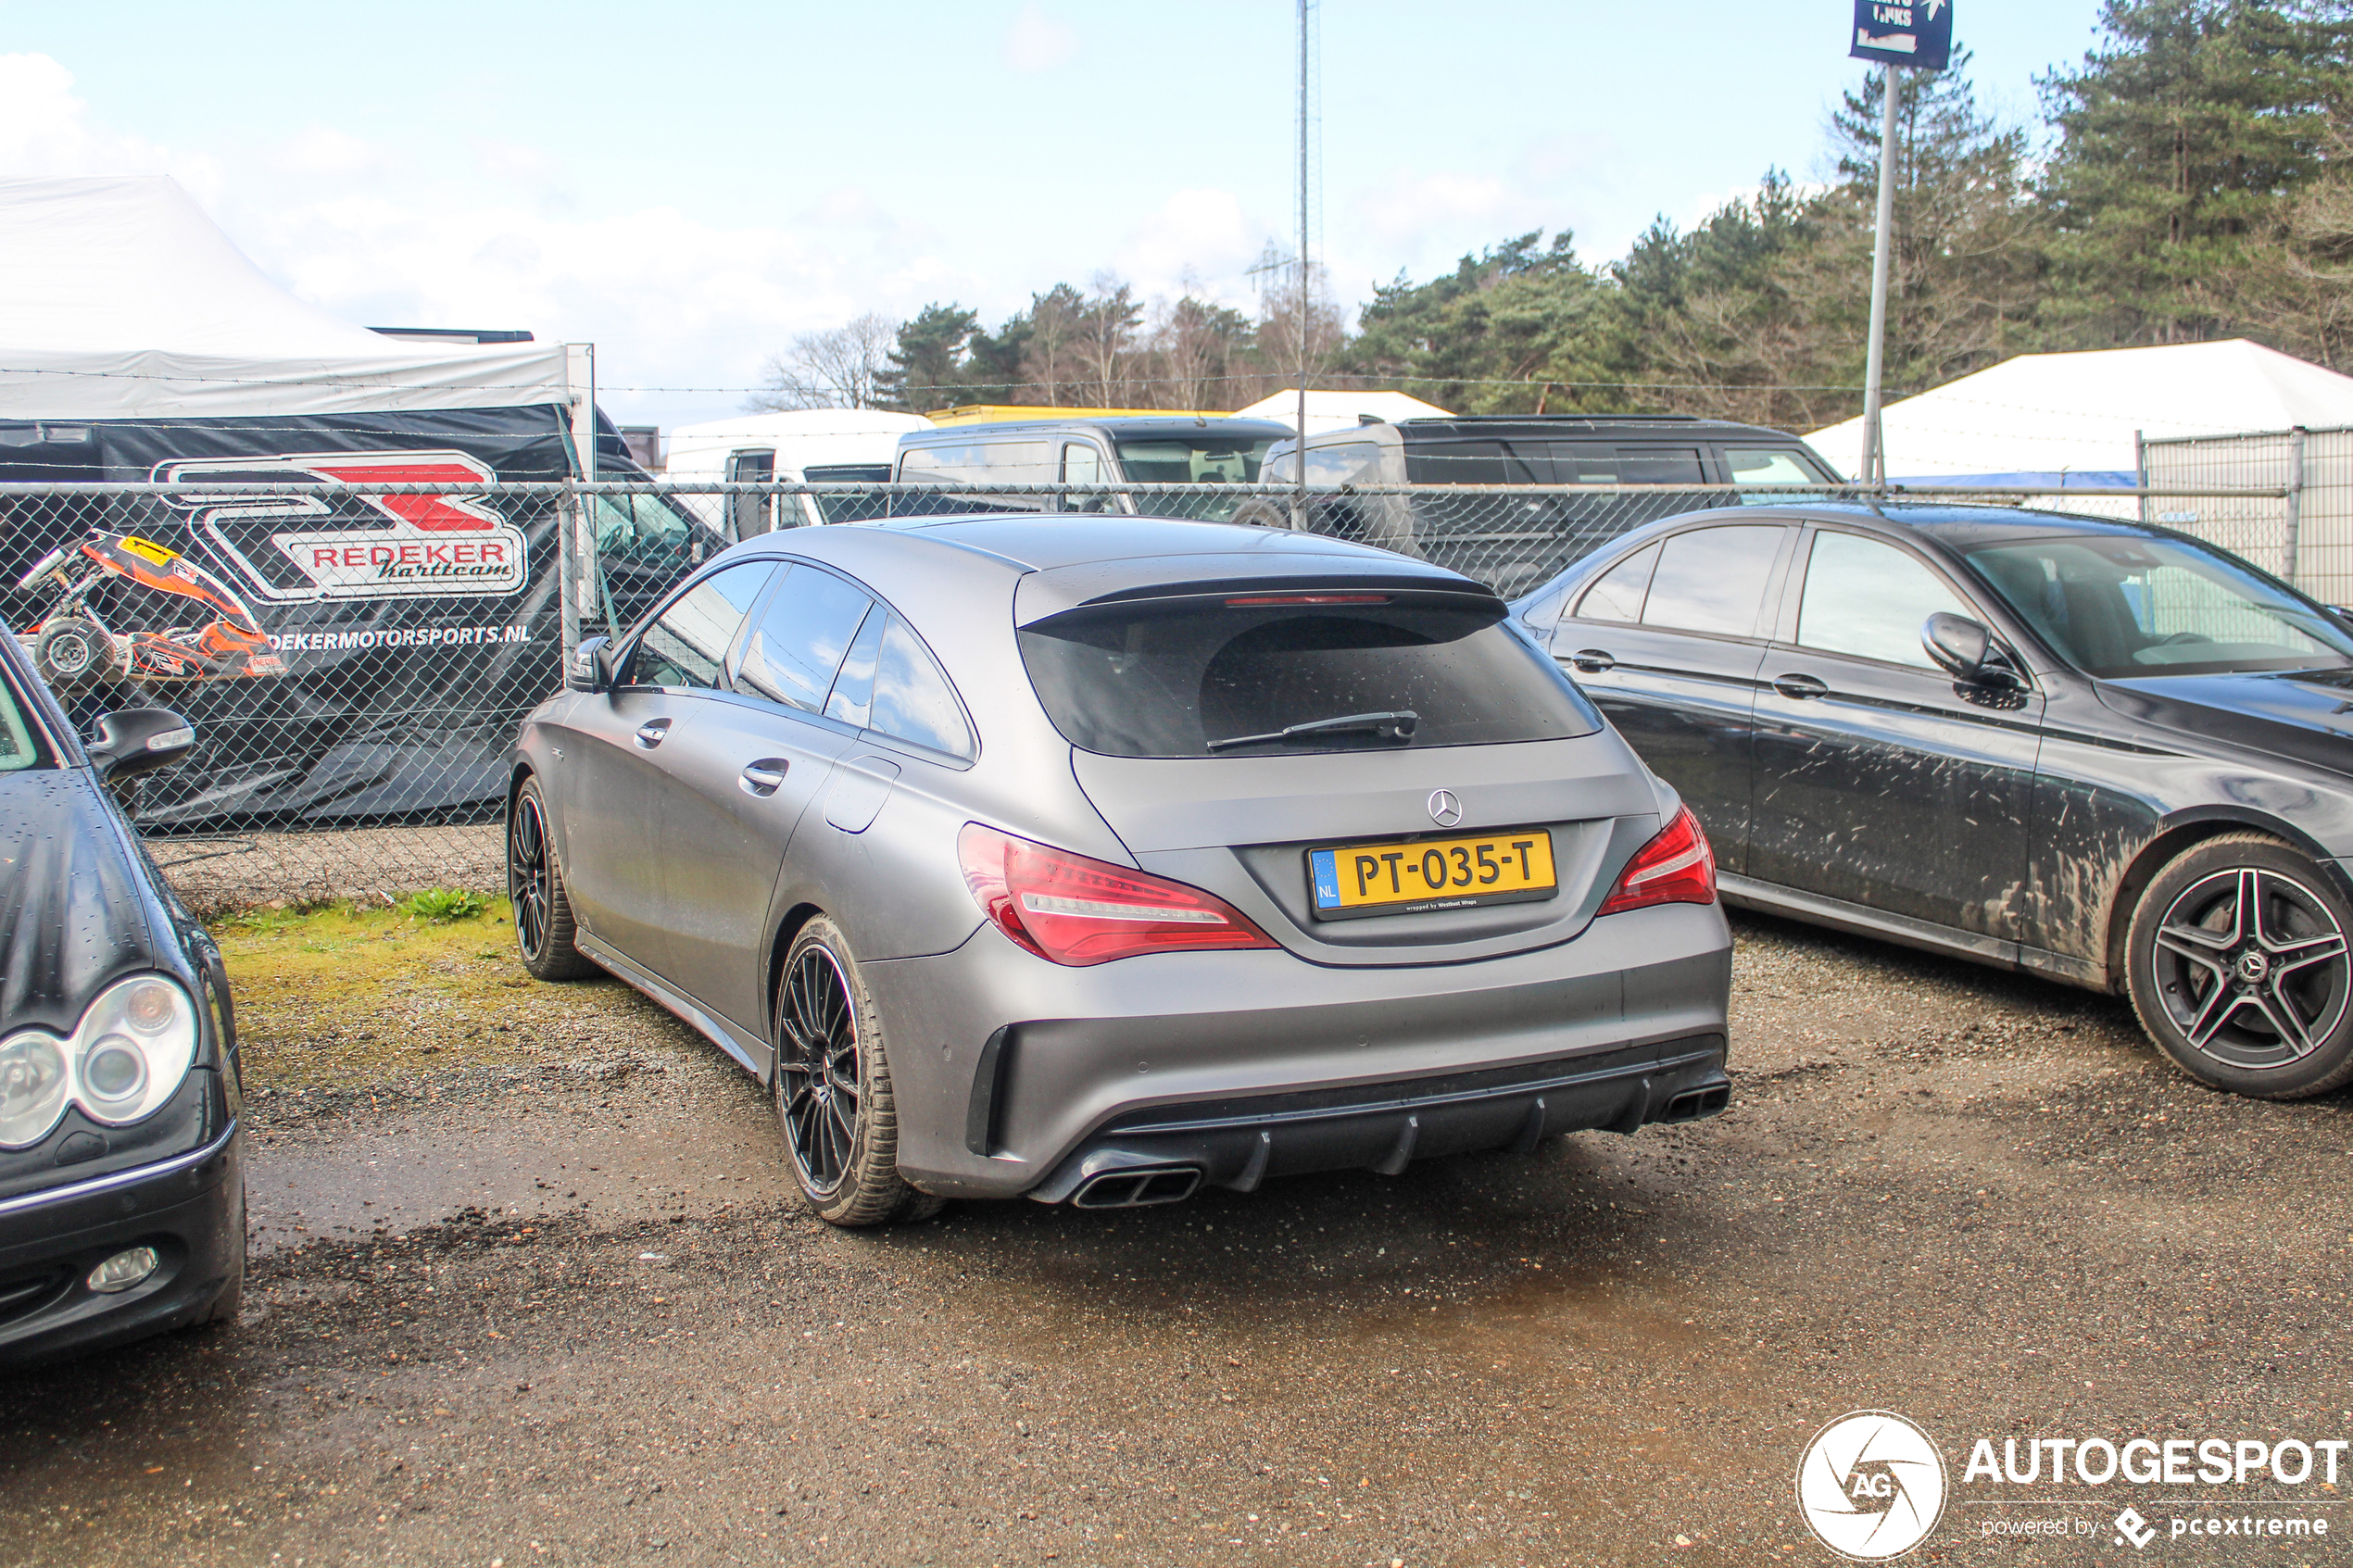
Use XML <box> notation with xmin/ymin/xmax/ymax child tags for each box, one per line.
<box><xmin>1428</xmin><ymin>789</ymin><xmax>1463</xmax><ymax>828</ymax></box>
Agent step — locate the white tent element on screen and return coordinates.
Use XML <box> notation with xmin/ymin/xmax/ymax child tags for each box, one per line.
<box><xmin>1808</xmin><ymin>340</ymin><xmax>2353</xmax><ymax>484</ymax></box>
<box><xmin>0</xmin><ymin>176</ymin><xmax>569</xmax><ymax>420</ymax></box>
<box><xmin>1235</xmin><ymin>388</ymin><xmax>1453</xmax><ymax>436</ymax></box>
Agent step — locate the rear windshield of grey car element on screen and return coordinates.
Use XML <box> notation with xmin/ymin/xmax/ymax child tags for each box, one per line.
<box><xmin>1017</xmin><ymin>598</ymin><xmax>1597</xmax><ymax>758</ymax></box>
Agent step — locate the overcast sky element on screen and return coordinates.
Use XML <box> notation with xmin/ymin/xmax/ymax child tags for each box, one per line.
<box><xmin>0</xmin><ymin>0</ymin><xmax>2108</xmax><ymax>428</ymax></box>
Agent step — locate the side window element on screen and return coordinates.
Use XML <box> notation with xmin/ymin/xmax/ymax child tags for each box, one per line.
<box><xmin>1301</xmin><ymin>440</ymin><xmax>1383</xmax><ymax>487</ymax></box>
<box><xmin>868</xmin><ymin>616</ymin><xmax>975</xmax><ymax>759</ymax></box>
<box><xmin>726</xmin><ymin>449</ymin><xmax>775</xmax><ymax>539</ymax></box>
<box><xmin>1613</xmin><ymin>447</ymin><xmax>1705</xmax><ymax>483</ymax></box>
<box><xmin>822</xmin><ymin>607</ymin><xmax>888</xmax><ymax>727</ymax></box>
<box><xmin>1794</xmin><ymin>532</ymin><xmax>1972</xmax><ymax>669</ymax></box>
<box><xmin>898</xmin><ymin>440</ymin><xmax>1053</xmax><ymax>486</ymax></box>
<box><xmin>1640</xmin><ymin>525</ymin><xmax>1787</xmax><ymax>638</ymax></box>
<box><xmin>1725</xmin><ymin>446</ymin><xmax>1830</xmax><ymax>485</ymax></box>
<box><xmin>1576</xmin><ymin>542</ymin><xmax>1660</xmax><ymax>623</ymax></box>
<box><xmin>1061</xmin><ymin>442</ymin><xmax>1120</xmax><ymax>513</ymax></box>
<box><xmin>629</xmin><ymin>562</ymin><xmax>775</xmax><ymax>689</ymax></box>
<box><xmin>732</xmin><ymin>564</ymin><xmax>874</xmax><ymax>714</ymax></box>
<box><xmin>1403</xmin><ymin>441</ymin><xmax>1532</xmax><ymax>484</ymax></box>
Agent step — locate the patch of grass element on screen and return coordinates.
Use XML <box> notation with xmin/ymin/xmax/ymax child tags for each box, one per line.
<box><xmin>208</xmin><ymin>897</ymin><xmax>677</xmax><ymax>1093</ymax></box>
<box><xmin>400</xmin><ymin>887</ymin><xmax>492</xmax><ymax>922</ymax></box>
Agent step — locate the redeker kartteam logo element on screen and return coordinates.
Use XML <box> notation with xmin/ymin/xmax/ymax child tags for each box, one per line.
<box><xmin>153</xmin><ymin>449</ymin><xmax>527</xmax><ymax>602</ymax></box>
<box><xmin>1797</xmin><ymin>1410</ymin><xmax>1949</xmax><ymax>1561</ymax></box>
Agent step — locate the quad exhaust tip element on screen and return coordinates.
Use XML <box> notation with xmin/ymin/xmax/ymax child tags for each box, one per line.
<box><xmin>1657</xmin><ymin>1084</ymin><xmax>1731</xmax><ymax>1124</ymax></box>
<box><xmin>1071</xmin><ymin>1165</ymin><xmax>1202</xmax><ymax>1209</ymax></box>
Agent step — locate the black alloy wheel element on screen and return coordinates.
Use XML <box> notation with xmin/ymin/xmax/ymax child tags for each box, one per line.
<box><xmin>508</xmin><ymin>778</ymin><xmax>597</xmax><ymax>982</ymax></box>
<box><xmin>777</xmin><ymin>940</ymin><xmax>862</xmax><ymax>1198</ymax></box>
<box><xmin>2127</xmin><ymin>834</ymin><xmax>2353</xmax><ymax>1098</ymax></box>
<box><xmin>772</xmin><ymin>918</ymin><xmax>943</xmax><ymax>1227</ymax></box>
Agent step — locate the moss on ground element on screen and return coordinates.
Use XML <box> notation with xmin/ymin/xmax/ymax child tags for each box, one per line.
<box><xmin>209</xmin><ymin>897</ymin><xmax>678</xmax><ymax>1092</ymax></box>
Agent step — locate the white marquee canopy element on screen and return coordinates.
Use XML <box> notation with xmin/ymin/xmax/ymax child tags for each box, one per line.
<box><xmin>0</xmin><ymin>176</ymin><xmax>570</xmax><ymax>421</ymax></box>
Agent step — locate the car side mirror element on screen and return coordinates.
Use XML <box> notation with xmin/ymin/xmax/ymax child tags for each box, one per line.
<box><xmin>1922</xmin><ymin>612</ymin><xmax>2023</xmax><ymax>688</ymax></box>
<box><xmin>86</xmin><ymin>707</ymin><xmax>195</xmax><ymax>783</ymax></box>
<box><xmin>568</xmin><ymin>635</ymin><xmax>616</xmax><ymax>694</ymax></box>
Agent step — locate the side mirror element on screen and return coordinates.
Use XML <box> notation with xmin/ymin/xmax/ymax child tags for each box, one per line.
<box><xmin>1922</xmin><ymin>612</ymin><xmax>2023</xmax><ymax>688</ymax></box>
<box><xmin>568</xmin><ymin>635</ymin><xmax>616</xmax><ymax>693</ymax></box>
<box><xmin>86</xmin><ymin>707</ymin><xmax>195</xmax><ymax>783</ymax></box>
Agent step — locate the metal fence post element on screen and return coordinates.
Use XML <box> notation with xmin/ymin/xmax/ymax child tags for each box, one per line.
<box><xmin>561</xmin><ymin>344</ymin><xmax>599</xmax><ymax>659</ymax></box>
<box><xmin>2286</xmin><ymin>425</ymin><xmax>2307</xmax><ymax>586</ymax></box>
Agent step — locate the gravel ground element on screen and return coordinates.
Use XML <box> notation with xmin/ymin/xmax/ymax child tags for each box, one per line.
<box><xmin>3</xmin><ymin>910</ymin><xmax>2347</xmax><ymax>1567</ymax></box>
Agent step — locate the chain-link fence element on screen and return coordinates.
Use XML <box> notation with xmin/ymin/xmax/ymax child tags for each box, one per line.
<box><xmin>2142</xmin><ymin>425</ymin><xmax>2353</xmax><ymax>608</ymax></box>
<box><xmin>0</xmin><ymin>476</ymin><xmax>2290</xmax><ymax>912</ymax></box>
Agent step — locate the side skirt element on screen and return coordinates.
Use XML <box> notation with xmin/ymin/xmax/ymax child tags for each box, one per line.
<box><xmin>575</xmin><ymin>933</ymin><xmax>772</xmax><ymax>1080</ymax></box>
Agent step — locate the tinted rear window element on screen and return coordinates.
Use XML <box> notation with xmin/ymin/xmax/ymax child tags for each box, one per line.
<box><xmin>1018</xmin><ymin>600</ymin><xmax>1598</xmax><ymax>759</ymax></box>
<box><xmin>0</xmin><ymin>665</ymin><xmax>48</xmax><ymax>771</ymax></box>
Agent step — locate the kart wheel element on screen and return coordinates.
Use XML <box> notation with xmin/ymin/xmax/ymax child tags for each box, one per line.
<box><xmin>774</xmin><ymin>917</ymin><xmax>942</xmax><ymax>1227</ymax></box>
<box><xmin>2125</xmin><ymin>833</ymin><xmax>2353</xmax><ymax>1098</ymax></box>
<box><xmin>32</xmin><ymin>618</ymin><xmax>117</xmax><ymax>686</ymax></box>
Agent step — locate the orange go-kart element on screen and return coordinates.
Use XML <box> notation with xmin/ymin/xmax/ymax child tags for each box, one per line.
<box><xmin>16</xmin><ymin>532</ymin><xmax>285</xmax><ymax>688</ymax></box>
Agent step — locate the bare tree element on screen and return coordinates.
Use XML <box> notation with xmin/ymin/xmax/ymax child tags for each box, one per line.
<box><xmin>1073</xmin><ymin>273</ymin><xmax>1142</xmax><ymax>408</ymax></box>
<box><xmin>749</xmin><ymin>312</ymin><xmax>900</xmax><ymax>410</ymax></box>
<box><xmin>1251</xmin><ymin>243</ymin><xmax>1347</xmax><ymax>405</ymax></box>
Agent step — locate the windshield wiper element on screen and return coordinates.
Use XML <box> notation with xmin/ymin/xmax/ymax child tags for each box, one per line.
<box><xmin>1206</xmin><ymin>709</ymin><xmax>1419</xmax><ymax>753</ymax></box>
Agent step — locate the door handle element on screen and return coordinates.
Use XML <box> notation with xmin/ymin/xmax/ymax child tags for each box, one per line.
<box><xmin>1568</xmin><ymin>648</ymin><xmax>1617</xmax><ymax>673</ymax></box>
<box><xmin>738</xmin><ymin>759</ymin><xmax>789</xmax><ymax>797</ymax></box>
<box><xmin>1771</xmin><ymin>673</ymin><xmax>1830</xmax><ymax>700</ymax></box>
<box><xmin>634</xmin><ymin>719</ymin><xmax>672</xmax><ymax>748</ymax></box>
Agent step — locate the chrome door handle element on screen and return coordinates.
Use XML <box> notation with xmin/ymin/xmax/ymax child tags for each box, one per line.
<box><xmin>1771</xmin><ymin>673</ymin><xmax>1830</xmax><ymax>700</ymax></box>
<box><xmin>738</xmin><ymin>759</ymin><xmax>788</xmax><ymax>797</ymax></box>
<box><xmin>634</xmin><ymin>719</ymin><xmax>672</xmax><ymax>748</ymax></box>
<box><xmin>1568</xmin><ymin>648</ymin><xmax>1616</xmax><ymax>673</ymax></box>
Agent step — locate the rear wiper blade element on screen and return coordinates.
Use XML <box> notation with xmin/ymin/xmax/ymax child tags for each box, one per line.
<box><xmin>1206</xmin><ymin>709</ymin><xmax>1419</xmax><ymax>753</ymax></box>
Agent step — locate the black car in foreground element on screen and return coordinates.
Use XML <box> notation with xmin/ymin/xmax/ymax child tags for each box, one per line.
<box><xmin>0</xmin><ymin>625</ymin><xmax>244</xmax><ymax>1364</ymax></box>
<box><xmin>1514</xmin><ymin>501</ymin><xmax>2353</xmax><ymax>1099</ymax></box>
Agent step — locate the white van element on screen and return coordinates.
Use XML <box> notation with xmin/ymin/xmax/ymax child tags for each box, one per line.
<box><xmin>663</xmin><ymin>409</ymin><xmax>935</xmax><ymax>540</ymax></box>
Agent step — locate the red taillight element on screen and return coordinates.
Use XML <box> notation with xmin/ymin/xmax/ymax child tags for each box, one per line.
<box><xmin>1596</xmin><ymin>806</ymin><xmax>1717</xmax><ymax>915</ymax></box>
<box><xmin>957</xmin><ymin>824</ymin><xmax>1278</xmax><ymax>966</ymax></box>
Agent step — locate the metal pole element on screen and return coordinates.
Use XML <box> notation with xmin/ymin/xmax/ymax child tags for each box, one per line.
<box><xmin>1294</xmin><ymin>0</ymin><xmax>1310</xmax><ymax>524</ymax></box>
<box><xmin>1859</xmin><ymin>62</ymin><xmax>1902</xmax><ymax>487</ymax></box>
<box><xmin>2286</xmin><ymin>424</ymin><xmax>2308</xmax><ymax>584</ymax></box>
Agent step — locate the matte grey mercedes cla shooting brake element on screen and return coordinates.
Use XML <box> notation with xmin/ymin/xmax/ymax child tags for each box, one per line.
<box><xmin>508</xmin><ymin>515</ymin><xmax>1731</xmax><ymax>1225</ymax></box>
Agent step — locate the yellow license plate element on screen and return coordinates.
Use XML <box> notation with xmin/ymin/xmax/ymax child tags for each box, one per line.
<box><xmin>1307</xmin><ymin>829</ymin><xmax>1557</xmax><ymax>920</ymax></box>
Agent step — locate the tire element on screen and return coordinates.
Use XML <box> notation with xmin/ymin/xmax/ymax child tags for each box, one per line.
<box><xmin>508</xmin><ymin>778</ymin><xmax>598</xmax><ymax>982</ymax></box>
<box><xmin>2125</xmin><ymin>832</ymin><xmax>2353</xmax><ymax>1098</ymax></box>
<box><xmin>773</xmin><ymin>917</ymin><xmax>940</xmax><ymax>1227</ymax></box>
<box><xmin>33</xmin><ymin>618</ymin><xmax>116</xmax><ymax>687</ymax></box>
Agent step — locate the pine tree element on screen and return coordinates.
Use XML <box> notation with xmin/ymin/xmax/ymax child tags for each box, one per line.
<box><xmin>2037</xmin><ymin>0</ymin><xmax>2353</xmax><ymax>345</ymax></box>
<box><xmin>875</xmin><ymin>305</ymin><xmax>978</xmax><ymax>412</ymax></box>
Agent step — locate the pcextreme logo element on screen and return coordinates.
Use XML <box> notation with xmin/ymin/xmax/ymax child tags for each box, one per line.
<box><xmin>154</xmin><ymin>450</ymin><xmax>527</xmax><ymax>602</ymax></box>
<box><xmin>1796</xmin><ymin>1410</ymin><xmax>1950</xmax><ymax>1561</ymax></box>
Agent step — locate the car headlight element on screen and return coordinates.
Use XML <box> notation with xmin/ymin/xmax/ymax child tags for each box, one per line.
<box><xmin>0</xmin><ymin>975</ymin><xmax>200</xmax><ymax>1148</ymax></box>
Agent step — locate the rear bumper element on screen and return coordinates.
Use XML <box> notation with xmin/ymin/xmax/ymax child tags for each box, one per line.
<box><xmin>862</xmin><ymin>899</ymin><xmax>1731</xmax><ymax>1200</ymax></box>
<box><xmin>1032</xmin><ymin>1033</ymin><xmax>1728</xmax><ymax>1206</ymax></box>
<box><xmin>0</xmin><ymin>1123</ymin><xmax>243</xmax><ymax>1368</ymax></box>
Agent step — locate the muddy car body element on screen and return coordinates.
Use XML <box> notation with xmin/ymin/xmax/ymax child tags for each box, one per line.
<box><xmin>508</xmin><ymin>515</ymin><xmax>1732</xmax><ymax>1223</ymax></box>
<box><xmin>0</xmin><ymin>627</ymin><xmax>245</xmax><ymax>1364</ymax></box>
<box><xmin>1516</xmin><ymin>501</ymin><xmax>2353</xmax><ymax>1098</ymax></box>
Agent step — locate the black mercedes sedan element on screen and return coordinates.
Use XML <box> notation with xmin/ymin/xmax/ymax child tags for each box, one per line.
<box><xmin>0</xmin><ymin>624</ymin><xmax>244</xmax><ymax>1364</ymax></box>
<box><xmin>1513</xmin><ymin>502</ymin><xmax>2353</xmax><ymax>1100</ymax></box>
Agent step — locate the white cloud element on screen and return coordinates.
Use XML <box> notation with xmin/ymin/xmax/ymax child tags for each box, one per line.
<box><xmin>1111</xmin><ymin>188</ymin><xmax>1269</xmax><ymax>307</ymax></box>
<box><xmin>1003</xmin><ymin>2</ymin><xmax>1080</xmax><ymax>73</ymax></box>
<box><xmin>0</xmin><ymin>53</ymin><xmax>222</xmax><ymax>201</ymax></box>
<box><xmin>270</xmin><ymin>123</ymin><xmax>405</xmax><ymax>182</ymax></box>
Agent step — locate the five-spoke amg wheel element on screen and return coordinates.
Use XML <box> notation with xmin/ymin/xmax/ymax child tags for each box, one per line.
<box><xmin>2127</xmin><ymin>834</ymin><xmax>2353</xmax><ymax>1098</ymax></box>
<box><xmin>508</xmin><ymin>778</ymin><xmax>598</xmax><ymax>982</ymax></box>
<box><xmin>774</xmin><ymin>918</ymin><xmax>941</xmax><ymax>1227</ymax></box>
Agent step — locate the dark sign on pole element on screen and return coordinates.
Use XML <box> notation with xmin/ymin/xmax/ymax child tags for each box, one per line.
<box><xmin>1851</xmin><ymin>0</ymin><xmax>1952</xmax><ymax>71</ymax></box>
